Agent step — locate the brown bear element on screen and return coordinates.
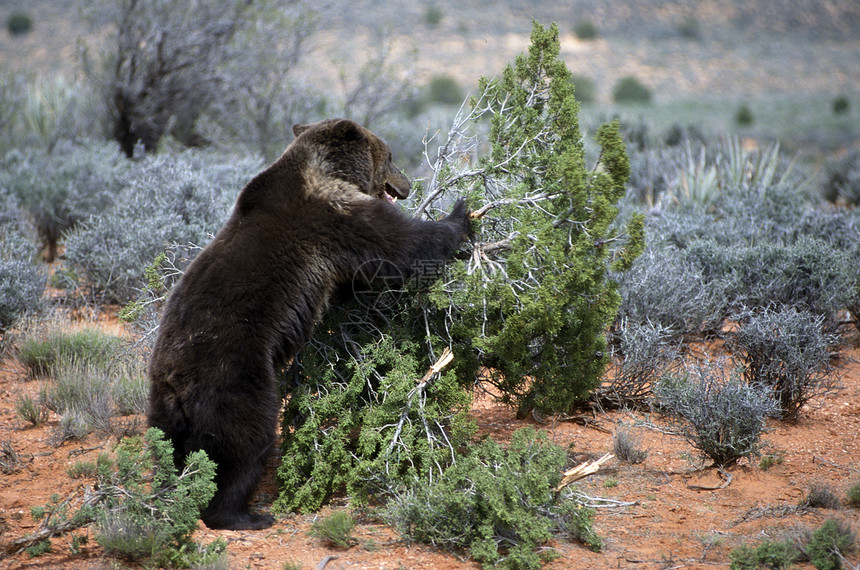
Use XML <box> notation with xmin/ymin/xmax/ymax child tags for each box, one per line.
<box><xmin>147</xmin><ymin>118</ymin><xmax>472</xmax><ymax>530</ymax></box>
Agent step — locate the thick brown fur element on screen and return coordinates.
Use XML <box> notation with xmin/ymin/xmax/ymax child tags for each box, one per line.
<box><xmin>147</xmin><ymin>119</ymin><xmax>471</xmax><ymax>530</ymax></box>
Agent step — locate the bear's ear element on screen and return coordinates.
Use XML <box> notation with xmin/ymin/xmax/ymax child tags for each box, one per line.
<box><xmin>292</xmin><ymin>124</ymin><xmax>310</xmax><ymax>137</ymax></box>
<box><xmin>331</xmin><ymin>119</ymin><xmax>364</xmax><ymax>142</ymax></box>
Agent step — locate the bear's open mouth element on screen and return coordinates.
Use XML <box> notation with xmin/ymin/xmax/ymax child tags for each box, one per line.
<box><xmin>385</xmin><ymin>182</ymin><xmax>409</xmax><ymax>203</ymax></box>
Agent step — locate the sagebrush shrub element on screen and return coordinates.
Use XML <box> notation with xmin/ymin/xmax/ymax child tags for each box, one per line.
<box><xmin>823</xmin><ymin>148</ymin><xmax>860</xmax><ymax>205</ymax></box>
<box><xmin>641</xmin><ymin>203</ymin><xmax>857</xmax><ymax>334</ymax></box>
<box><xmin>732</xmin><ymin>306</ymin><xmax>837</xmax><ymax>419</ymax></box>
<box><xmin>729</xmin><ymin>238</ymin><xmax>854</xmax><ymax>323</ymax></box>
<box><xmin>0</xmin><ymin>259</ymin><xmax>45</xmax><ymax>335</ymax></box>
<box><xmin>0</xmin><ymin>143</ymin><xmax>130</xmax><ymax>261</ymax></box>
<box><xmin>62</xmin><ymin>150</ymin><xmax>258</xmax><ymax>303</ymax></box>
<box><xmin>383</xmin><ymin>428</ymin><xmax>600</xmax><ymax>569</ymax></box>
<box><xmin>625</xmin><ymin>145</ymin><xmax>683</xmax><ymax>204</ymax></box>
<box><xmin>654</xmin><ymin>363</ymin><xmax>777</xmax><ymax>467</ymax></box>
<box><xmin>613</xmin><ymin>428</ymin><xmax>648</xmax><ymax>464</ymax></box>
<box><xmin>41</xmin><ymin>360</ymin><xmax>116</xmax><ymax>439</ymax></box>
<box><xmin>0</xmin><ymin>218</ymin><xmax>45</xmax><ymax>336</ymax></box>
<box><xmin>801</xmin><ymin>483</ymin><xmax>841</xmax><ymax>510</ymax></box>
<box><xmin>617</xmin><ymin>245</ymin><xmax>729</xmax><ymax>337</ymax></box>
<box><xmin>598</xmin><ymin>319</ymin><xmax>679</xmax><ymax>409</ymax></box>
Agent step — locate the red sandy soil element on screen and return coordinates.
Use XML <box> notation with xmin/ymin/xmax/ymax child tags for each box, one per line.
<box><xmin>1</xmin><ymin>317</ymin><xmax>859</xmax><ymax>569</ymax></box>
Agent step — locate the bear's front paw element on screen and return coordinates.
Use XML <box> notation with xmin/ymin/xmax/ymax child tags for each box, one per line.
<box><xmin>445</xmin><ymin>198</ymin><xmax>473</xmax><ymax>239</ymax></box>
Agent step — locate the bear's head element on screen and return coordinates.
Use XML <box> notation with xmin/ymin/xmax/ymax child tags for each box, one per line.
<box><xmin>292</xmin><ymin>119</ymin><xmax>410</xmax><ymax>203</ymax></box>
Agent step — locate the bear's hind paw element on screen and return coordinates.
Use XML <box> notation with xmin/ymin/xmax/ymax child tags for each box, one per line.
<box><xmin>202</xmin><ymin>511</ymin><xmax>275</xmax><ymax>530</ymax></box>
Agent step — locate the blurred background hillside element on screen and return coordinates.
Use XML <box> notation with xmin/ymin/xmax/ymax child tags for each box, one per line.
<box><xmin>0</xmin><ymin>0</ymin><xmax>857</xmax><ymax>166</ymax></box>
<box><xmin>2</xmin><ymin>1</ymin><xmax>858</xmax><ymax>95</ymax></box>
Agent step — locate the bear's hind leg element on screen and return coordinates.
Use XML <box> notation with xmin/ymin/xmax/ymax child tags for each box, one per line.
<box><xmin>200</xmin><ymin>445</ymin><xmax>274</xmax><ymax>530</ymax></box>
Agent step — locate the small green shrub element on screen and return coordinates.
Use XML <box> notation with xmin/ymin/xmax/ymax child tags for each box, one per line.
<box><xmin>801</xmin><ymin>483</ymin><xmax>842</xmax><ymax>510</ymax></box>
<box><xmin>573</xmin><ymin>21</ymin><xmax>598</xmax><ymax>40</ymax></box>
<box><xmin>735</xmin><ymin>104</ymin><xmax>754</xmax><ymax>126</ymax></box>
<box><xmin>70</xmin><ymin>534</ymin><xmax>88</xmax><ymax>555</ymax></box>
<box><xmin>14</xmin><ymin>394</ymin><xmax>48</xmax><ymax>427</ymax></box>
<box><xmin>832</xmin><ymin>95</ymin><xmax>850</xmax><ymax>115</ymax></box>
<box><xmin>759</xmin><ymin>453</ymin><xmax>783</xmax><ymax>470</ymax></box>
<box><xmin>93</xmin><ymin>429</ymin><xmax>218</xmax><ymax>564</ymax></box>
<box><xmin>25</xmin><ymin>539</ymin><xmax>51</xmax><ymax>558</ymax></box>
<box><xmin>654</xmin><ymin>364</ymin><xmax>777</xmax><ymax>467</ymax></box>
<box><xmin>426</xmin><ymin>74</ymin><xmax>464</xmax><ymax>105</ymax></box>
<box><xmin>6</xmin><ymin>11</ymin><xmax>33</xmax><ymax>36</ymax></box>
<box><xmin>613</xmin><ymin>76</ymin><xmax>652</xmax><ymax>103</ymax></box>
<box><xmin>423</xmin><ymin>5</ymin><xmax>443</xmax><ymax>27</ymax></box>
<box><xmin>571</xmin><ymin>74</ymin><xmax>596</xmax><ymax>103</ymax></box>
<box><xmin>807</xmin><ymin>518</ymin><xmax>856</xmax><ymax>570</ymax></box>
<box><xmin>846</xmin><ymin>482</ymin><xmax>860</xmax><ymax>508</ymax></box>
<box><xmin>19</xmin><ymin>328</ymin><xmax>123</xmax><ymax>377</ymax></box>
<box><xmin>677</xmin><ymin>17</ymin><xmax>701</xmax><ymax>40</ymax></box>
<box><xmin>309</xmin><ymin>511</ymin><xmax>356</xmax><ymax>549</ymax></box>
<box><xmin>729</xmin><ymin>538</ymin><xmax>800</xmax><ymax>569</ymax></box>
<box><xmin>384</xmin><ymin>428</ymin><xmax>600</xmax><ymax>569</ymax></box>
<box><xmin>67</xmin><ymin>460</ymin><xmax>99</xmax><ymax>480</ymax></box>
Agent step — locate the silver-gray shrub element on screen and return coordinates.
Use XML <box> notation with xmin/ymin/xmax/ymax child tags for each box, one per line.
<box><xmin>616</xmin><ymin>245</ymin><xmax>730</xmax><ymax>337</ymax></box>
<box><xmin>654</xmin><ymin>363</ymin><xmax>778</xmax><ymax>467</ymax></box>
<box><xmin>62</xmin><ymin>150</ymin><xmax>260</xmax><ymax>304</ymax></box>
<box><xmin>823</xmin><ymin>148</ymin><xmax>860</xmax><ymax>206</ymax></box>
<box><xmin>0</xmin><ymin>212</ymin><xmax>45</xmax><ymax>335</ymax></box>
<box><xmin>597</xmin><ymin>319</ymin><xmax>680</xmax><ymax>409</ymax></box>
<box><xmin>0</xmin><ymin>141</ymin><xmax>131</xmax><ymax>261</ymax></box>
<box><xmin>0</xmin><ymin>66</ymin><xmax>27</xmax><ymax>154</ymax></box>
<box><xmin>633</xmin><ymin>179</ymin><xmax>860</xmax><ymax>333</ymax></box>
<box><xmin>731</xmin><ymin>306</ymin><xmax>838</xmax><ymax>420</ymax></box>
